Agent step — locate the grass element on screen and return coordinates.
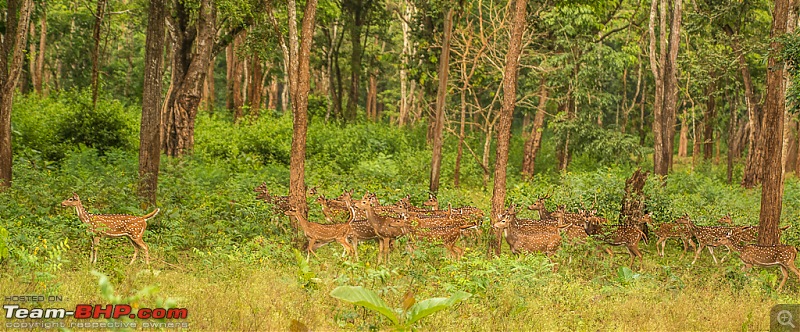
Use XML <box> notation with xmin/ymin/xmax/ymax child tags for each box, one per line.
<box><xmin>3</xmin><ymin>112</ymin><xmax>800</xmax><ymax>330</ymax></box>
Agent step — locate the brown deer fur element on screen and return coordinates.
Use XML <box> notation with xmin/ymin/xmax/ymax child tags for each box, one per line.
<box><xmin>61</xmin><ymin>193</ymin><xmax>156</xmax><ymax>265</ymax></box>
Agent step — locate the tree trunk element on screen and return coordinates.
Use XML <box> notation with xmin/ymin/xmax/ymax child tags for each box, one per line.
<box><xmin>650</xmin><ymin>0</ymin><xmax>681</xmax><ymax>176</ymax></box>
<box><xmin>286</xmin><ymin>0</ymin><xmax>319</xmax><ymax>220</ymax></box>
<box><xmin>232</xmin><ymin>34</ymin><xmax>245</xmax><ymax>122</ymax></box>
<box><xmin>662</xmin><ymin>0</ymin><xmax>682</xmax><ymax>173</ymax></box>
<box><xmin>28</xmin><ymin>21</ymin><xmax>36</xmax><ymax>92</ymax></box>
<box><xmin>90</xmin><ymin>0</ymin><xmax>107</xmax><ymax>107</ymax></box>
<box><xmin>783</xmin><ymin>0</ymin><xmax>798</xmax><ymax>176</ymax></box>
<box><xmin>703</xmin><ymin>77</ymin><xmax>716</xmax><ymax>160</ymax></box>
<box><xmin>248</xmin><ymin>54</ymin><xmax>263</xmax><ymax>117</ymax></box>
<box><xmin>398</xmin><ymin>2</ymin><xmax>412</xmax><ymax>126</ymax></box>
<box><xmin>226</xmin><ymin>44</ymin><xmax>234</xmax><ymax>111</ymax></box>
<box><xmin>678</xmin><ymin>112</ymin><xmax>688</xmax><ymax>157</ymax></box>
<box><xmin>344</xmin><ymin>1</ymin><xmax>366</xmax><ymax>122</ymax></box>
<box><xmin>521</xmin><ymin>77</ymin><xmax>548</xmax><ymax>179</ymax></box>
<box><xmin>138</xmin><ymin>0</ymin><xmax>166</xmax><ymax>205</ymax></box>
<box><xmin>0</xmin><ymin>0</ymin><xmax>33</xmax><ymax>189</ymax></box>
<box><xmin>202</xmin><ymin>56</ymin><xmax>215</xmax><ymax>113</ymax></box>
<box><xmin>758</xmin><ymin>0</ymin><xmax>789</xmax><ymax>246</ymax></box>
<box><xmin>429</xmin><ymin>7</ymin><xmax>454</xmax><ymax>195</ymax></box>
<box><xmin>620</xmin><ymin>168</ymin><xmax>649</xmax><ymax>224</ymax></box>
<box><xmin>268</xmin><ymin>80</ymin><xmax>278</xmax><ymax>110</ymax></box>
<box><xmin>162</xmin><ymin>0</ymin><xmax>215</xmax><ymax>157</ymax></box>
<box><xmin>491</xmin><ymin>0</ymin><xmax>527</xmax><ymax>255</ymax></box>
<box><xmin>35</xmin><ymin>8</ymin><xmax>46</xmax><ymax>94</ymax></box>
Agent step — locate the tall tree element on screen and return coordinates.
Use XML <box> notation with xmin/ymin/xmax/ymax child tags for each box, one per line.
<box><xmin>342</xmin><ymin>0</ymin><xmax>375</xmax><ymax>121</ymax></box>
<box><xmin>491</xmin><ymin>0</ymin><xmax>527</xmax><ymax>254</ymax></box>
<box><xmin>521</xmin><ymin>77</ymin><xmax>549</xmax><ymax>179</ymax></box>
<box><xmin>138</xmin><ymin>0</ymin><xmax>166</xmax><ymax>205</ymax></box>
<box><xmin>649</xmin><ymin>0</ymin><xmax>682</xmax><ymax>176</ymax></box>
<box><xmin>35</xmin><ymin>6</ymin><xmax>47</xmax><ymax>94</ymax></box>
<box><xmin>162</xmin><ymin>0</ymin><xmax>246</xmax><ymax>156</ymax></box>
<box><xmin>90</xmin><ymin>0</ymin><xmax>108</xmax><ymax>107</ymax></box>
<box><xmin>281</xmin><ymin>0</ymin><xmax>320</xmax><ymax>219</ymax></box>
<box><xmin>0</xmin><ymin>0</ymin><xmax>34</xmax><ymax>189</ymax></box>
<box><xmin>429</xmin><ymin>6</ymin><xmax>455</xmax><ymax>194</ymax></box>
<box><xmin>758</xmin><ymin>0</ymin><xmax>789</xmax><ymax>245</ymax></box>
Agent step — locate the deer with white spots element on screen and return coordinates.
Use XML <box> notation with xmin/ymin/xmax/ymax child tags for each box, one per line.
<box><xmin>493</xmin><ymin>205</ymin><xmax>564</xmax><ymax>258</ymax></box>
<box><xmin>582</xmin><ymin>214</ymin><xmax>650</xmax><ymax>268</ymax></box>
<box><xmin>653</xmin><ymin>215</ymin><xmax>696</xmax><ymax>257</ymax></box>
<box><xmin>61</xmin><ymin>193</ymin><xmax>157</xmax><ymax>265</ymax></box>
<box><xmin>717</xmin><ymin>236</ymin><xmax>800</xmax><ymax>291</ymax></box>
<box><xmin>284</xmin><ymin>207</ymin><xmax>354</xmax><ymax>260</ymax></box>
<box><xmin>676</xmin><ymin>216</ymin><xmax>744</xmax><ymax>265</ymax></box>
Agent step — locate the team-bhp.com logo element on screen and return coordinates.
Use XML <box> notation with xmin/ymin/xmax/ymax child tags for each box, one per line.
<box><xmin>3</xmin><ymin>296</ymin><xmax>189</xmax><ymax>330</ymax></box>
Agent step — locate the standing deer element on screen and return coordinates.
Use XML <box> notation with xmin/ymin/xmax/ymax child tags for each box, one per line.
<box><xmin>527</xmin><ymin>193</ymin><xmax>553</xmax><ymax>219</ymax></box>
<box><xmin>353</xmin><ymin>192</ymin><xmax>409</xmax><ymax>263</ymax></box>
<box><xmin>676</xmin><ymin>217</ymin><xmax>742</xmax><ymax>265</ymax></box>
<box><xmin>654</xmin><ymin>215</ymin><xmax>696</xmax><ymax>257</ymax></box>
<box><xmin>61</xmin><ymin>193</ymin><xmax>156</xmax><ymax>265</ymax></box>
<box><xmin>582</xmin><ymin>215</ymin><xmax>649</xmax><ymax>268</ymax></box>
<box><xmin>717</xmin><ymin>236</ymin><xmax>800</xmax><ymax>291</ymax></box>
<box><xmin>493</xmin><ymin>206</ymin><xmax>563</xmax><ymax>258</ymax></box>
<box><xmin>284</xmin><ymin>207</ymin><xmax>354</xmax><ymax>260</ymax></box>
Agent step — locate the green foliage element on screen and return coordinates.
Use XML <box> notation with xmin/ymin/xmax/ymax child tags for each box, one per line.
<box><xmin>330</xmin><ymin>285</ymin><xmax>471</xmax><ymax>330</ymax></box>
<box><xmin>295</xmin><ymin>249</ymin><xmax>321</xmax><ymax>288</ymax></box>
<box><xmin>0</xmin><ymin>226</ymin><xmax>9</xmax><ymax>262</ymax></box>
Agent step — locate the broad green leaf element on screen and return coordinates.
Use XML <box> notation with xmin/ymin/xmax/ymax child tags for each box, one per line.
<box><xmin>405</xmin><ymin>291</ymin><xmax>471</xmax><ymax>326</ymax></box>
<box><xmin>330</xmin><ymin>286</ymin><xmax>399</xmax><ymax>325</ymax></box>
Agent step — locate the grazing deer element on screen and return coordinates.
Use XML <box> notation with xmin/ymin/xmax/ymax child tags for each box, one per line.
<box><xmin>654</xmin><ymin>215</ymin><xmax>696</xmax><ymax>257</ymax></box>
<box><xmin>353</xmin><ymin>192</ymin><xmax>409</xmax><ymax>263</ymax></box>
<box><xmin>676</xmin><ymin>217</ymin><xmax>741</xmax><ymax>265</ymax></box>
<box><xmin>582</xmin><ymin>215</ymin><xmax>648</xmax><ymax>268</ymax></box>
<box><xmin>61</xmin><ymin>193</ymin><xmax>156</xmax><ymax>265</ymax></box>
<box><xmin>388</xmin><ymin>217</ymin><xmax>475</xmax><ymax>259</ymax></box>
<box><xmin>717</xmin><ymin>236</ymin><xmax>800</xmax><ymax>291</ymax></box>
<box><xmin>284</xmin><ymin>208</ymin><xmax>354</xmax><ymax>260</ymax></box>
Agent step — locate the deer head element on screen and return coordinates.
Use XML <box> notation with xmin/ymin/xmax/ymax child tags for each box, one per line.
<box><xmin>61</xmin><ymin>193</ymin><xmax>81</xmax><ymax>207</ymax></box>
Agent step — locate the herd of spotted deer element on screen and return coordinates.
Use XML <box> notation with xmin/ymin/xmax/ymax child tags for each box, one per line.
<box><xmin>59</xmin><ymin>183</ymin><xmax>800</xmax><ymax>291</ymax></box>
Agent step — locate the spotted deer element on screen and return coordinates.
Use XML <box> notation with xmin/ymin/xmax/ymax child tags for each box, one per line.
<box><xmin>423</xmin><ymin>193</ymin><xmax>439</xmax><ymax>210</ymax></box>
<box><xmin>526</xmin><ymin>194</ymin><xmax>553</xmax><ymax>219</ymax></box>
<box><xmin>388</xmin><ymin>217</ymin><xmax>475</xmax><ymax>259</ymax></box>
<box><xmin>315</xmin><ymin>190</ymin><xmax>353</xmax><ymax>223</ymax></box>
<box><xmin>61</xmin><ymin>193</ymin><xmax>156</xmax><ymax>265</ymax></box>
<box><xmin>341</xmin><ymin>195</ymin><xmax>379</xmax><ymax>262</ymax></box>
<box><xmin>549</xmin><ymin>208</ymin><xmax>589</xmax><ymax>244</ymax></box>
<box><xmin>728</xmin><ymin>224</ymin><xmax>791</xmax><ymax>244</ymax></box>
<box><xmin>582</xmin><ymin>215</ymin><xmax>649</xmax><ymax>268</ymax></box>
<box><xmin>654</xmin><ymin>215</ymin><xmax>696</xmax><ymax>257</ymax></box>
<box><xmin>493</xmin><ymin>206</ymin><xmax>562</xmax><ymax>257</ymax></box>
<box><xmin>284</xmin><ymin>208</ymin><xmax>354</xmax><ymax>260</ymax></box>
<box><xmin>676</xmin><ymin>217</ymin><xmax>741</xmax><ymax>265</ymax></box>
<box><xmin>353</xmin><ymin>192</ymin><xmax>409</xmax><ymax>263</ymax></box>
<box><xmin>717</xmin><ymin>236</ymin><xmax>800</xmax><ymax>291</ymax></box>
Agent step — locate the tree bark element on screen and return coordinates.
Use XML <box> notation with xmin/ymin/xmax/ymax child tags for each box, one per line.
<box><xmin>429</xmin><ymin>7</ymin><xmax>454</xmax><ymax>194</ymax></box>
<box><xmin>232</xmin><ymin>33</ymin><xmax>245</xmax><ymax>122</ymax></box>
<box><xmin>90</xmin><ymin>0</ymin><xmax>108</xmax><ymax>107</ymax></box>
<box><xmin>758</xmin><ymin>0</ymin><xmax>789</xmax><ymax>246</ymax></box>
<box><xmin>703</xmin><ymin>77</ymin><xmax>716</xmax><ymax>160</ymax></box>
<box><xmin>202</xmin><ymin>56</ymin><xmax>215</xmax><ymax>113</ymax></box>
<box><xmin>138</xmin><ymin>0</ymin><xmax>166</xmax><ymax>205</ymax></box>
<box><xmin>162</xmin><ymin>0</ymin><xmax>216</xmax><ymax>156</ymax></box>
<box><xmin>521</xmin><ymin>77</ymin><xmax>548</xmax><ymax>179</ymax></box>
<box><xmin>678</xmin><ymin>112</ymin><xmax>688</xmax><ymax>157</ymax></box>
<box><xmin>344</xmin><ymin>0</ymin><xmax>368</xmax><ymax>121</ymax></box>
<box><xmin>0</xmin><ymin>0</ymin><xmax>34</xmax><ymax>189</ymax></box>
<box><xmin>35</xmin><ymin>8</ymin><xmax>46</xmax><ymax>94</ymax></box>
<box><xmin>287</xmin><ymin>0</ymin><xmax>319</xmax><ymax>220</ymax></box>
<box><xmin>491</xmin><ymin>0</ymin><xmax>527</xmax><ymax>255</ymax></box>
<box><xmin>398</xmin><ymin>2</ymin><xmax>413</xmax><ymax>126</ymax></box>
<box><xmin>248</xmin><ymin>54</ymin><xmax>263</xmax><ymax>117</ymax></box>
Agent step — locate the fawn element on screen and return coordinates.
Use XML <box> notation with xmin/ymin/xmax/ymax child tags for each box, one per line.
<box><xmin>61</xmin><ymin>193</ymin><xmax>157</xmax><ymax>265</ymax></box>
<box><xmin>582</xmin><ymin>215</ymin><xmax>648</xmax><ymax>268</ymax></box>
<box><xmin>284</xmin><ymin>207</ymin><xmax>354</xmax><ymax>260</ymax></box>
<box><xmin>654</xmin><ymin>215</ymin><xmax>696</xmax><ymax>257</ymax></box>
<box><xmin>717</xmin><ymin>236</ymin><xmax>800</xmax><ymax>291</ymax></box>
<box><xmin>549</xmin><ymin>208</ymin><xmax>589</xmax><ymax>244</ymax></box>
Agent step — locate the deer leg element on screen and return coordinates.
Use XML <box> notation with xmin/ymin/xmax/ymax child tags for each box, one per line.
<box><xmin>778</xmin><ymin>266</ymin><xmax>789</xmax><ymax>291</ymax></box>
<box><xmin>136</xmin><ymin>238</ymin><xmax>150</xmax><ymax>266</ymax></box>
<box><xmin>128</xmin><ymin>238</ymin><xmax>139</xmax><ymax>265</ymax></box>
<box><xmin>691</xmin><ymin>244</ymin><xmax>705</xmax><ymax>265</ymax></box>
<box><xmin>708</xmin><ymin>246</ymin><xmax>718</xmax><ymax>264</ymax></box>
<box><xmin>336</xmin><ymin>237</ymin><xmax>354</xmax><ymax>258</ymax></box>
<box><xmin>91</xmin><ymin>236</ymin><xmax>100</xmax><ymax>264</ymax></box>
<box><xmin>786</xmin><ymin>261</ymin><xmax>800</xmax><ymax>284</ymax></box>
<box><xmin>657</xmin><ymin>238</ymin><xmax>665</xmax><ymax>257</ymax></box>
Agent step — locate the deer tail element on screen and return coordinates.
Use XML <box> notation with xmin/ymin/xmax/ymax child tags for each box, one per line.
<box><xmin>142</xmin><ymin>208</ymin><xmax>160</xmax><ymax>220</ymax></box>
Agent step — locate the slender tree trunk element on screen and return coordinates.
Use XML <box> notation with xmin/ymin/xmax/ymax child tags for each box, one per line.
<box><xmin>249</xmin><ymin>55</ymin><xmax>263</xmax><ymax>118</ymax></box>
<box><xmin>226</xmin><ymin>44</ymin><xmax>234</xmax><ymax>111</ymax></box>
<box><xmin>398</xmin><ymin>2</ymin><xmax>412</xmax><ymax>126</ymax></box>
<box><xmin>268</xmin><ymin>80</ymin><xmax>278</xmax><ymax>110</ymax></box>
<box><xmin>649</xmin><ymin>0</ymin><xmax>666</xmax><ymax>176</ymax></box>
<box><xmin>138</xmin><ymin>0</ymin><xmax>166</xmax><ymax>205</ymax></box>
<box><xmin>232</xmin><ymin>34</ymin><xmax>245</xmax><ymax>122</ymax></box>
<box><xmin>678</xmin><ymin>112</ymin><xmax>688</xmax><ymax>157</ymax></box>
<box><xmin>704</xmin><ymin>77</ymin><xmax>716</xmax><ymax>160</ymax></box>
<box><xmin>90</xmin><ymin>0</ymin><xmax>107</xmax><ymax>107</ymax></box>
<box><xmin>783</xmin><ymin>0</ymin><xmax>798</xmax><ymax>175</ymax></box>
<box><xmin>28</xmin><ymin>21</ymin><xmax>36</xmax><ymax>91</ymax></box>
<box><xmin>202</xmin><ymin>56</ymin><xmax>215</xmax><ymax>113</ymax></box>
<box><xmin>758</xmin><ymin>0</ymin><xmax>789</xmax><ymax>246</ymax></box>
<box><xmin>429</xmin><ymin>7</ymin><xmax>454</xmax><ymax>194</ymax></box>
<box><xmin>345</xmin><ymin>2</ymin><xmax>365</xmax><ymax>121</ymax></box>
<box><xmin>286</xmin><ymin>0</ymin><xmax>319</xmax><ymax>219</ymax></box>
<box><xmin>522</xmin><ymin>77</ymin><xmax>548</xmax><ymax>179</ymax></box>
<box><xmin>0</xmin><ymin>0</ymin><xmax>34</xmax><ymax>189</ymax></box>
<box><xmin>491</xmin><ymin>0</ymin><xmax>527</xmax><ymax>255</ymax></box>
<box><xmin>662</xmin><ymin>0</ymin><xmax>682</xmax><ymax>172</ymax></box>
<box><xmin>35</xmin><ymin>8</ymin><xmax>46</xmax><ymax>94</ymax></box>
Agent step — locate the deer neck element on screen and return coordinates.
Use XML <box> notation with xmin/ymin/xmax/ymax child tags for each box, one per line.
<box><xmin>74</xmin><ymin>203</ymin><xmax>92</xmax><ymax>224</ymax></box>
<box><xmin>363</xmin><ymin>205</ymin><xmax>382</xmax><ymax>227</ymax></box>
<box><xmin>293</xmin><ymin>213</ymin><xmax>311</xmax><ymax>233</ymax></box>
